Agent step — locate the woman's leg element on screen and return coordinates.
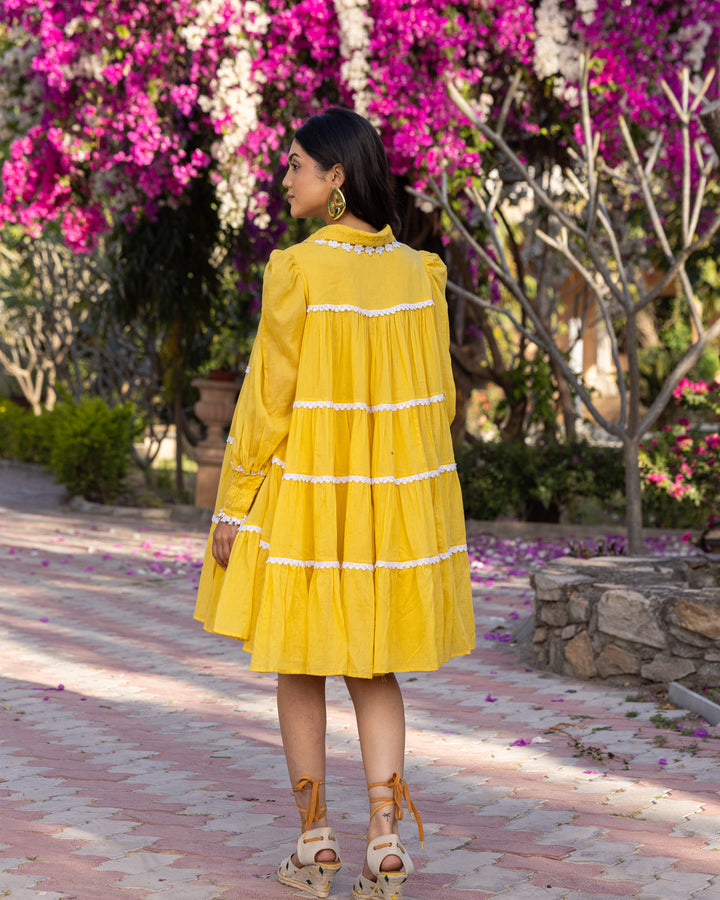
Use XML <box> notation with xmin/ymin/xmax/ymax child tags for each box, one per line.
<box><xmin>345</xmin><ymin>673</ymin><xmax>406</xmax><ymax>877</ymax></box>
<box><xmin>277</xmin><ymin>673</ymin><xmax>337</xmax><ymax>863</ymax></box>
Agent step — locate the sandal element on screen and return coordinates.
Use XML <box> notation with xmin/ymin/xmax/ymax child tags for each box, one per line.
<box><xmin>277</xmin><ymin>775</ymin><xmax>341</xmax><ymax>898</ymax></box>
<box><xmin>351</xmin><ymin>773</ymin><xmax>423</xmax><ymax>900</ymax></box>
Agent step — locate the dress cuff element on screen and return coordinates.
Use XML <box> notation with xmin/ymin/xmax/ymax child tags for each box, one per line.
<box><xmin>221</xmin><ymin>471</ymin><xmax>266</xmax><ymax>520</ymax></box>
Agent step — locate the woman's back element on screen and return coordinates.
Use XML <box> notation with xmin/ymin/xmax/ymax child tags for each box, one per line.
<box><xmin>195</xmin><ymin>223</ymin><xmax>474</xmax><ymax>677</ymax></box>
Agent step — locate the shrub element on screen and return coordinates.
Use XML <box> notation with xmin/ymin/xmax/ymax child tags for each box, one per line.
<box><xmin>0</xmin><ymin>399</ymin><xmax>25</xmax><ymax>459</ymax></box>
<box><xmin>48</xmin><ymin>397</ymin><xmax>138</xmax><ymax>503</ymax></box>
<box><xmin>0</xmin><ymin>398</ymin><xmax>55</xmax><ymax>463</ymax></box>
<box><xmin>456</xmin><ymin>439</ymin><xmax>625</xmax><ymax>522</ymax></box>
<box><xmin>639</xmin><ymin>378</ymin><xmax>720</xmax><ymax>531</ymax></box>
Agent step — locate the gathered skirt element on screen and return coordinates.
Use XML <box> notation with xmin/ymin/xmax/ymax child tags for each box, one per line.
<box><xmin>194</xmin><ymin>401</ymin><xmax>476</xmax><ymax>677</ymax></box>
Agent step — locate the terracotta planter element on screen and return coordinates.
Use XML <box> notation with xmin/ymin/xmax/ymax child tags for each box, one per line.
<box><xmin>191</xmin><ymin>377</ymin><xmax>241</xmax><ymax>508</ymax></box>
<box><xmin>208</xmin><ymin>368</ymin><xmax>240</xmax><ymax>383</ymax></box>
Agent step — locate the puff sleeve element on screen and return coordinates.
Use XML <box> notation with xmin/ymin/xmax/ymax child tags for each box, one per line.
<box><xmin>420</xmin><ymin>250</ymin><xmax>456</xmax><ymax>423</ymax></box>
<box><xmin>215</xmin><ymin>249</ymin><xmax>307</xmax><ymax>522</ymax></box>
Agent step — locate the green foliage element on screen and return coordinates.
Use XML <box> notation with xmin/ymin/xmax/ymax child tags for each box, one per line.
<box><xmin>48</xmin><ymin>397</ymin><xmax>139</xmax><ymax>503</ymax></box>
<box><xmin>456</xmin><ymin>439</ymin><xmax>625</xmax><ymax>522</ymax></box>
<box><xmin>640</xmin><ymin>475</ymin><xmax>709</xmax><ymax>530</ymax></box>
<box><xmin>0</xmin><ymin>398</ymin><xmax>54</xmax><ymax>463</ymax></box>
<box><xmin>639</xmin><ymin>381</ymin><xmax>720</xmax><ymax>531</ymax></box>
<box><xmin>638</xmin><ymin>319</ymin><xmax>720</xmax><ymax>416</ymax></box>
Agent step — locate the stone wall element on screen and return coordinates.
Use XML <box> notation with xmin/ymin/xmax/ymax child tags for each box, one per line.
<box><xmin>531</xmin><ymin>556</ymin><xmax>720</xmax><ymax>689</ymax></box>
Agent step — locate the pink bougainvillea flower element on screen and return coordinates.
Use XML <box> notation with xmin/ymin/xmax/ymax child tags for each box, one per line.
<box><xmin>658</xmin><ymin>758</ymin><xmax>668</xmax><ymax>765</ymax></box>
<box><xmin>512</xmin><ymin>739</ymin><xmax>530</xmax><ymax>746</ymax></box>
<box><xmin>485</xmin><ymin>693</ymin><xmax>498</xmax><ymax>702</ymax></box>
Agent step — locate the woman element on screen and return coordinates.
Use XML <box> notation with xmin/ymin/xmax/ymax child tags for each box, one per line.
<box><xmin>194</xmin><ymin>107</ymin><xmax>475</xmax><ymax>899</ymax></box>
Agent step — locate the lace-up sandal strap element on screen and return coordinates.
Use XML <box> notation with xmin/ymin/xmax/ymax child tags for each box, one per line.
<box><xmin>293</xmin><ymin>776</ymin><xmax>326</xmax><ymax>831</ymax></box>
<box><xmin>367</xmin><ymin>773</ymin><xmax>424</xmax><ymax>848</ymax></box>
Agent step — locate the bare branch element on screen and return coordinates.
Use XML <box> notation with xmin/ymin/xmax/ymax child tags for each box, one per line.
<box><xmin>448</xmin><ymin>81</ymin><xmax>585</xmax><ymax>238</ymax></box>
<box><xmin>496</xmin><ymin>69</ymin><xmax>522</xmax><ymax>138</ymax></box>
<box><xmin>640</xmin><ymin>316</ymin><xmax>720</xmax><ymax>435</ymax></box>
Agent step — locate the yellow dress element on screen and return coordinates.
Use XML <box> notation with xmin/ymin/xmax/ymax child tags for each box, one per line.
<box><xmin>194</xmin><ymin>223</ymin><xmax>475</xmax><ymax>676</ymax></box>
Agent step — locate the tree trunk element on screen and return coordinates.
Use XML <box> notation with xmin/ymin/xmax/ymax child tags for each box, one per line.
<box><xmin>549</xmin><ymin>355</ymin><xmax>577</xmax><ymax>440</ymax></box>
<box><xmin>624</xmin><ymin>311</ymin><xmax>643</xmax><ymax>555</ymax></box>
<box><xmin>501</xmin><ymin>399</ymin><xmax>527</xmax><ymax>444</ymax></box>
<box><xmin>623</xmin><ymin>435</ymin><xmax>644</xmax><ymax>555</ymax></box>
<box><xmin>174</xmin><ymin>380</ymin><xmax>184</xmax><ymax>495</ymax></box>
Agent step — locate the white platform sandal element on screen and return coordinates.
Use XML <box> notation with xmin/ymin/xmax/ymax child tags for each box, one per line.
<box><xmin>351</xmin><ymin>773</ymin><xmax>423</xmax><ymax>900</ymax></box>
<box><xmin>278</xmin><ymin>776</ymin><xmax>341</xmax><ymax>898</ymax></box>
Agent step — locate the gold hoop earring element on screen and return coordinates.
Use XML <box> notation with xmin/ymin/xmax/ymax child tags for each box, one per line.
<box><xmin>328</xmin><ymin>186</ymin><xmax>346</xmax><ymax>220</ymax></box>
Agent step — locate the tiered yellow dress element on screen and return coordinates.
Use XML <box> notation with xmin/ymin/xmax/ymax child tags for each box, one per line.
<box><xmin>194</xmin><ymin>223</ymin><xmax>475</xmax><ymax>676</ymax></box>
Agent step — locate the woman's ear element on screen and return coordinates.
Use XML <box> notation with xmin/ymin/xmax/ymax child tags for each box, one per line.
<box><xmin>330</xmin><ymin>164</ymin><xmax>345</xmax><ymax>187</ymax></box>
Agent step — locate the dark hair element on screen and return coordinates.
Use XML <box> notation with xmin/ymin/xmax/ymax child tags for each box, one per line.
<box><xmin>294</xmin><ymin>107</ymin><xmax>400</xmax><ymax>232</ymax></box>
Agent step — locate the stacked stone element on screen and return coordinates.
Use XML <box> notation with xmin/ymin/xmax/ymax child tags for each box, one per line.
<box><xmin>531</xmin><ymin>556</ymin><xmax>720</xmax><ymax>689</ymax></box>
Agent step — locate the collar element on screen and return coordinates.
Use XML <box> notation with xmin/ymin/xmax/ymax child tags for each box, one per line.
<box><xmin>307</xmin><ymin>223</ymin><xmax>396</xmax><ymax>247</ymax></box>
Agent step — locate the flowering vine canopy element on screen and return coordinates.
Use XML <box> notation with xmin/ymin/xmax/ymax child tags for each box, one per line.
<box><xmin>0</xmin><ymin>0</ymin><xmax>717</xmax><ymax>253</ymax></box>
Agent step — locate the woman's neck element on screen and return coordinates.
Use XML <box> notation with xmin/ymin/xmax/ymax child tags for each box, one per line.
<box><xmin>321</xmin><ymin>212</ymin><xmax>378</xmax><ymax>233</ymax></box>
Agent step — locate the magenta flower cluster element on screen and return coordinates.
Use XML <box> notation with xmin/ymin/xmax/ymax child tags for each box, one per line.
<box><xmin>0</xmin><ymin>0</ymin><xmax>716</xmax><ymax>252</ymax></box>
<box><xmin>640</xmin><ymin>378</ymin><xmax>720</xmax><ymax>520</ymax></box>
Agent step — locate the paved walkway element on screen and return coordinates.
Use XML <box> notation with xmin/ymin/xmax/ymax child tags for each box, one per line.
<box><xmin>1</xmin><ymin>461</ymin><xmax>719</xmax><ymax>900</ymax></box>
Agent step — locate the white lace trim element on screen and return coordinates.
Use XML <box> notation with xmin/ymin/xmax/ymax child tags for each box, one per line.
<box><xmin>228</xmin><ymin>456</ymin><xmax>284</xmax><ymax>476</ymax></box>
<box><xmin>307</xmin><ymin>298</ymin><xmax>434</xmax><ymax>317</ymax></box>
<box><xmin>266</xmin><ymin>544</ymin><xmax>467</xmax><ymax>571</ymax></box>
<box><xmin>226</xmin><ymin>436</ymin><xmax>234</xmax><ymax>444</ymax></box>
<box><xmin>212</xmin><ymin>511</ymin><xmax>246</xmax><ymax>526</ymax></box>
<box><xmin>376</xmin><ymin>544</ymin><xmax>467</xmax><ymax>569</ymax></box>
<box><xmin>293</xmin><ymin>393</ymin><xmax>445</xmax><ymax>414</ymax></box>
<box><xmin>230</xmin><ymin>461</ymin><xmax>267</xmax><ymax>477</ymax></box>
<box><xmin>245</xmin><ymin>364</ymin><xmax>251</xmax><ymax>374</ymax></box>
<box><xmin>307</xmin><ymin>238</ymin><xmax>402</xmax><ymax>255</ymax></box>
<box><xmin>282</xmin><ymin>463</ymin><xmax>456</xmax><ymax>486</ymax></box>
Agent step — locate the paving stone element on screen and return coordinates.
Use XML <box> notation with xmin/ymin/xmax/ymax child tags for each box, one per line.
<box><xmin>634</xmin><ymin>872</ymin><xmax>716</xmax><ymax>899</ymax></box>
<box><xmin>152</xmin><ymin>884</ymin><xmax>228</xmax><ymax>900</ymax></box>
<box><xmin>494</xmin><ymin>886</ymin><xmax>567</xmax><ymax>899</ymax></box>
<box><xmin>454</xmin><ymin>864</ymin><xmax>531</xmax><ymax>892</ymax></box>
<box><xmin>606</xmin><ymin>853</ymin><xmax>679</xmax><ymax>880</ymax></box>
<box><xmin>3</xmin><ymin>464</ymin><xmax>720</xmax><ymax>899</ymax></box>
<box><xmin>566</xmin><ymin>840</ymin><xmax>637</xmax><ymax>865</ymax></box>
<box><xmin>72</xmin><ymin>834</ymin><xmax>161</xmax><ymax>858</ymax></box>
<box><xmin>504</xmin><ymin>809</ymin><xmax>574</xmax><ymax>833</ymax></box>
<box><xmin>534</xmin><ymin>825</ymin><xmax>605</xmax><ymax>848</ymax></box>
<box><xmin>421</xmin><ymin>849</ymin><xmax>499</xmax><ymax>876</ymax></box>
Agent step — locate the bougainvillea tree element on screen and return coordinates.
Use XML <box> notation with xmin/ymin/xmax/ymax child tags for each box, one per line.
<box><xmin>1</xmin><ymin>0</ymin><xmax>718</xmax><ymax>505</ymax></box>
<box><xmin>1</xmin><ymin>0</ymin><xmax>717</xmax><ymax>255</ymax></box>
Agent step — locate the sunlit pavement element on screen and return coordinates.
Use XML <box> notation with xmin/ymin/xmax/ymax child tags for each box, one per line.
<box><xmin>1</xmin><ymin>460</ymin><xmax>719</xmax><ymax>900</ymax></box>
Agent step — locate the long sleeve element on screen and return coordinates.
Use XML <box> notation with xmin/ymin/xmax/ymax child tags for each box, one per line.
<box><xmin>420</xmin><ymin>251</ymin><xmax>456</xmax><ymax>424</ymax></box>
<box><xmin>216</xmin><ymin>249</ymin><xmax>307</xmax><ymax>522</ymax></box>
